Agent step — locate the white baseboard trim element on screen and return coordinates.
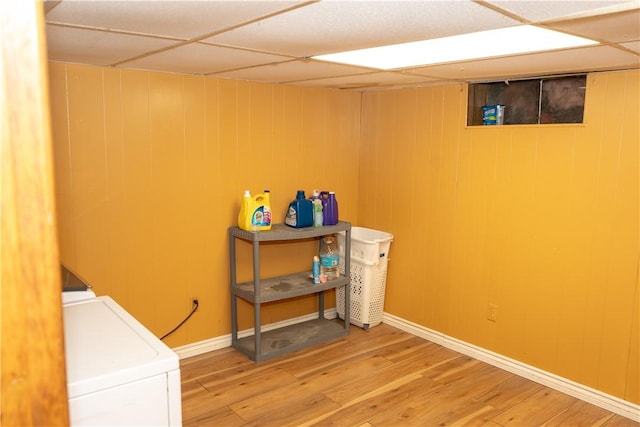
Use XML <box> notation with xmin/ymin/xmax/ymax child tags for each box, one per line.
<box><xmin>382</xmin><ymin>312</ymin><xmax>640</xmax><ymax>422</ymax></box>
<box><xmin>172</xmin><ymin>308</ymin><xmax>338</xmax><ymax>360</ymax></box>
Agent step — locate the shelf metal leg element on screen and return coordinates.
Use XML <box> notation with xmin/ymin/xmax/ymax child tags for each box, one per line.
<box><xmin>344</xmin><ymin>228</ymin><xmax>351</xmax><ymax>332</ymax></box>
<box><xmin>253</xmin><ymin>240</ymin><xmax>262</xmax><ymax>361</ymax></box>
<box><xmin>229</xmin><ymin>229</ymin><xmax>238</xmax><ymax>344</ymax></box>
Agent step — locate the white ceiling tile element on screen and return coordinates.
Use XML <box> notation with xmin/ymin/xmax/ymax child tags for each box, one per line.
<box><xmin>287</xmin><ymin>71</ymin><xmax>444</xmax><ymax>90</ymax></box>
<box><xmin>620</xmin><ymin>40</ymin><xmax>640</xmax><ymax>53</ymax></box>
<box><xmin>409</xmin><ymin>45</ymin><xmax>639</xmax><ymax>81</ymax></box>
<box><xmin>120</xmin><ymin>43</ymin><xmax>292</xmax><ymax>75</ymax></box>
<box><xmin>46</xmin><ymin>25</ymin><xmax>177</xmax><ymax>65</ymax></box>
<box><xmin>546</xmin><ymin>8</ymin><xmax>640</xmax><ymax>43</ymax></box>
<box><xmin>208</xmin><ymin>59</ymin><xmax>373</xmax><ymax>84</ymax></box>
<box><xmin>485</xmin><ymin>0</ymin><xmax>634</xmax><ymax>22</ymax></box>
<box><xmin>202</xmin><ymin>1</ymin><xmax>520</xmax><ymax>57</ymax></box>
<box><xmin>43</xmin><ymin>1</ymin><xmax>640</xmax><ymax>90</ymax></box>
<box><xmin>46</xmin><ymin>0</ymin><xmax>307</xmax><ymax>40</ymax></box>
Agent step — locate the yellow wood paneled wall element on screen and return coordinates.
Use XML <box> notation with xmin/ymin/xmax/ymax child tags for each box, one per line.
<box><xmin>359</xmin><ymin>71</ymin><xmax>639</xmax><ymax>403</ymax></box>
<box><xmin>48</xmin><ymin>63</ymin><xmax>361</xmax><ymax>347</ymax></box>
<box><xmin>49</xmin><ymin>62</ymin><xmax>638</xmax><ymax>404</ymax></box>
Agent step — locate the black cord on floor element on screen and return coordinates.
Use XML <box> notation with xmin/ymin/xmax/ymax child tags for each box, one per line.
<box><xmin>160</xmin><ymin>299</ymin><xmax>199</xmax><ymax>341</ymax></box>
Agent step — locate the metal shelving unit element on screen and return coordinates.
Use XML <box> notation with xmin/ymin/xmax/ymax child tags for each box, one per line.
<box><xmin>229</xmin><ymin>221</ymin><xmax>351</xmax><ymax>362</ymax></box>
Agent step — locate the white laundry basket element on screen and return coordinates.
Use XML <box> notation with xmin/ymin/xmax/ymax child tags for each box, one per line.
<box><xmin>337</xmin><ymin>227</ymin><xmax>393</xmax><ymax>329</ymax></box>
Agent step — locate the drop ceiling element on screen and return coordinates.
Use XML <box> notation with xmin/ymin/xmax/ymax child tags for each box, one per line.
<box><xmin>44</xmin><ymin>0</ymin><xmax>640</xmax><ymax>91</ymax></box>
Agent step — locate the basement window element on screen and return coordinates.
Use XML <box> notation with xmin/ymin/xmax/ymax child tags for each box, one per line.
<box><xmin>467</xmin><ymin>74</ymin><xmax>587</xmax><ymax>126</ymax></box>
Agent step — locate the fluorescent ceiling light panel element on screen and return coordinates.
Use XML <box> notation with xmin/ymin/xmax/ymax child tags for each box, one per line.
<box><xmin>313</xmin><ymin>25</ymin><xmax>599</xmax><ymax>69</ymax></box>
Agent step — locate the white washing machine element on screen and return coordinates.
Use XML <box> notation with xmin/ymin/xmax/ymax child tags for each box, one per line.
<box><xmin>63</xmin><ymin>291</ymin><xmax>182</xmax><ymax>426</ymax></box>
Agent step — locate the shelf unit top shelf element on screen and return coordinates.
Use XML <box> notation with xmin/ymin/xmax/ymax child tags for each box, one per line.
<box><xmin>229</xmin><ymin>221</ymin><xmax>351</xmax><ymax>242</ymax></box>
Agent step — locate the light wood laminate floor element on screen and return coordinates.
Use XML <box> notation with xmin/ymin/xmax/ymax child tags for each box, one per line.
<box><xmin>180</xmin><ymin>323</ymin><xmax>638</xmax><ymax>426</ymax></box>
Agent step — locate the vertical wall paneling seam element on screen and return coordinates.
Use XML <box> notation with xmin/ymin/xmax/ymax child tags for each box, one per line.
<box><xmin>592</xmin><ymin>75</ymin><xmax>609</xmax><ymax>385</ymax></box>
<box><xmin>579</xmin><ymin>74</ymin><xmax>603</xmax><ymax>381</ymax></box>
<box><xmin>449</xmin><ymin>87</ymin><xmax>469</xmax><ymax>332</ymax></box>
<box><xmin>206</xmin><ymin>78</ymin><xmax>210</xmax><ymax>194</ymax></box>
<box><xmin>619</xmin><ymin>71</ymin><xmax>638</xmax><ymax>402</ymax></box>
<box><xmin>408</xmin><ymin>89</ymin><xmax>422</xmax><ymax>322</ymax></box>
<box><xmin>248</xmin><ymin>83</ymin><xmax>252</xmax><ymax>176</ymax></box>
<box><xmin>556</xmin><ymin>126</ymin><xmax>579</xmax><ymax>370</ymax></box>
<box><xmin>181</xmin><ymin>76</ymin><xmax>187</xmax><ymax>340</ymax></box>
<box><xmin>324</xmin><ymin>90</ymin><xmax>328</xmax><ymax>187</ymax></box>
<box><xmin>63</xmin><ymin>65</ymin><xmax>76</xmax><ymax>267</ymax></box>
<box><xmin>100</xmin><ymin>68</ymin><xmax>111</xmax><ymax>298</ymax></box>
<box><xmin>594</xmin><ymin>75</ymin><xmax>607</xmax><ymax>208</ymax></box>
<box><xmin>146</xmin><ymin>72</ymin><xmax>157</xmax><ymax>331</ymax></box>
<box><xmin>235</xmin><ymin>81</ymin><xmax>239</xmax><ymax>192</ymax></box>
<box><xmin>420</xmin><ymin>88</ymin><xmax>431</xmax><ymax>286</ymax></box>
<box><xmin>301</xmin><ymin>88</ymin><xmax>305</xmax><ymax>189</ymax></box>
<box><xmin>357</xmin><ymin>91</ymin><xmax>364</xmax><ymax>225</ymax></box>
<box><xmin>613</xmin><ymin>73</ymin><xmax>627</xmax><ymax>191</ymax></box>
<box><xmin>117</xmin><ymin>70</ymin><xmax>128</xmax><ymax>306</ymax></box>
<box><xmin>624</xmin><ymin>257</ymin><xmax>640</xmax><ymax>400</ymax></box>
<box><xmin>215</xmin><ymin>79</ymin><xmax>221</xmax><ymax>192</ymax></box>
<box><xmin>207</xmin><ymin>79</ymin><xmax>213</xmax><ymax>193</ymax></box>
<box><xmin>389</xmin><ymin>92</ymin><xmax>395</xmax><ymax>225</ymax></box>
<box><xmin>375</xmin><ymin>92</ymin><xmax>382</xmax><ymax>221</ymax></box>
<box><xmin>435</xmin><ymin>88</ymin><xmax>445</xmax><ymax>265</ymax></box>
<box><xmin>270</xmin><ymin>84</ymin><xmax>274</xmax><ymax>188</ymax></box>
<box><xmin>447</xmin><ymin>86</ymin><xmax>464</xmax><ymax>331</ymax></box>
<box><xmin>632</xmin><ymin>255</ymin><xmax>639</xmax><ymax>399</ymax></box>
<box><xmin>101</xmin><ymin>69</ymin><xmax>109</xmax><ymax>201</ymax></box>
<box><xmin>391</xmin><ymin>92</ymin><xmax>396</xmax><ymax>221</ymax></box>
<box><xmin>454</xmin><ymin>84</ymin><xmax>464</xmax><ymax>193</ymax></box>
<box><xmin>410</xmin><ymin>89</ymin><xmax>418</xmax><ymax>241</ymax></box>
<box><xmin>522</xmin><ymin>126</ymin><xmax>540</xmax><ymax>352</ymax></box>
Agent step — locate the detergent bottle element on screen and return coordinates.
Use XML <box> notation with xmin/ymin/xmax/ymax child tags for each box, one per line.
<box><xmin>320</xmin><ymin>191</ymin><xmax>339</xmax><ymax>225</ymax></box>
<box><xmin>238</xmin><ymin>190</ymin><xmax>272</xmax><ymax>231</ymax></box>
<box><xmin>285</xmin><ymin>190</ymin><xmax>313</xmax><ymax>228</ymax></box>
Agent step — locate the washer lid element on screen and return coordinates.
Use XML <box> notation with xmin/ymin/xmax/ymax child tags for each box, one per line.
<box><xmin>63</xmin><ymin>296</ymin><xmax>179</xmax><ymax>398</ymax></box>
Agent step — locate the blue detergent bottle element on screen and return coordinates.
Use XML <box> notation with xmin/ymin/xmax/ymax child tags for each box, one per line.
<box><xmin>285</xmin><ymin>190</ymin><xmax>313</xmax><ymax>228</ymax></box>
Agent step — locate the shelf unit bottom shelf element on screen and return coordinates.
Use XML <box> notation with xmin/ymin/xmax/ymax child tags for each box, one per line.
<box><xmin>233</xmin><ymin>318</ymin><xmax>348</xmax><ymax>362</ymax></box>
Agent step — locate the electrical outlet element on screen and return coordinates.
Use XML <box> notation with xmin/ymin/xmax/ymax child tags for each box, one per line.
<box><xmin>191</xmin><ymin>297</ymin><xmax>199</xmax><ymax>312</ymax></box>
<box><xmin>487</xmin><ymin>303</ymin><xmax>498</xmax><ymax>322</ymax></box>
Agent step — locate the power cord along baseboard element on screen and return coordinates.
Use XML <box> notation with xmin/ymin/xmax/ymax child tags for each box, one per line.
<box><xmin>160</xmin><ymin>298</ymin><xmax>199</xmax><ymax>341</ymax></box>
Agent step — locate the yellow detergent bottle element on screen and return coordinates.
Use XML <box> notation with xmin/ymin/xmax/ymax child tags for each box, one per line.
<box><xmin>238</xmin><ymin>190</ymin><xmax>272</xmax><ymax>231</ymax></box>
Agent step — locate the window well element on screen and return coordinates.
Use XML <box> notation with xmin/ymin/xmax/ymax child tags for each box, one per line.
<box><xmin>467</xmin><ymin>75</ymin><xmax>586</xmax><ymax>126</ymax></box>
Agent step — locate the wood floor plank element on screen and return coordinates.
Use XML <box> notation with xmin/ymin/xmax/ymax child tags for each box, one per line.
<box><xmin>373</xmin><ymin>397</ymin><xmax>502</xmax><ymax>427</ymax></box>
<box><xmin>368</xmin><ymin>362</ymin><xmax>513</xmax><ymax>426</ymax></box>
<box><xmin>185</xmin><ymin>367</ymin><xmax>298</xmax><ymax>418</ymax></box>
<box><xmin>324</xmin><ymin>347</ymin><xmax>461</xmax><ymax>405</ymax></box>
<box><xmin>277</xmin><ymin>336</ymin><xmax>402</xmax><ymax>379</ymax></box>
<box><xmin>183</xmin><ymin>405</ymin><xmax>246</xmax><ymax>427</ymax></box>
<box><xmin>231</xmin><ymin>387</ymin><xmax>340</xmax><ymax>425</ymax></box>
<box><xmin>372</xmin><ymin>336</ymin><xmax>438</xmax><ymax>362</ymax></box>
<box><xmin>605</xmin><ymin>415</ymin><xmax>640</xmax><ymax>426</ymax></box>
<box><xmin>542</xmin><ymin>399</ymin><xmax>616</xmax><ymax>426</ymax></box>
<box><xmin>179</xmin><ymin>324</ymin><xmax>640</xmax><ymax>427</ymax></box>
<box><xmin>295</xmin><ymin>354</ymin><xmax>394</xmax><ymax>394</ymax></box>
<box><xmin>473</xmin><ymin>374</ymin><xmax>546</xmax><ymax>410</ymax></box>
<box><xmin>491</xmin><ymin>387</ymin><xmax>582</xmax><ymax>426</ymax></box>
<box><xmin>438</xmin><ymin>403</ymin><xmax>505</xmax><ymax>427</ymax></box>
<box><xmin>308</xmin><ymin>372</ymin><xmax>437</xmax><ymax>427</ymax></box>
<box><xmin>180</xmin><ymin>347</ymin><xmax>252</xmax><ymax>382</ymax></box>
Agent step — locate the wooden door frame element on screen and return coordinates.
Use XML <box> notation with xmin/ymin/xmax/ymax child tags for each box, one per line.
<box><xmin>1</xmin><ymin>1</ymin><xmax>69</xmax><ymax>425</ymax></box>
